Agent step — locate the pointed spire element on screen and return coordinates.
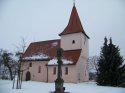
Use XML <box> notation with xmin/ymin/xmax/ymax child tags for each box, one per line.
<box><xmin>73</xmin><ymin>0</ymin><xmax>75</xmax><ymax>6</ymax></box>
<box><xmin>59</xmin><ymin>3</ymin><xmax>89</xmax><ymax>39</ymax></box>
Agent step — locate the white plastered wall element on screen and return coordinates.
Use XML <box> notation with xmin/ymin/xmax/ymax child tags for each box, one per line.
<box><xmin>48</xmin><ymin>65</ymin><xmax>77</xmax><ymax>83</ymax></box>
<box><xmin>61</xmin><ymin>33</ymin><xmax>83</xmax><ymax>50</ymax></box>
<box><xmin>76</xmin><ymin>33</ymin><xmax>89</xmax><ymax>82</ymax></box>
<box><xmin>21</xmin><ymin>61</ymin><xmax>48</xmax><ymax>82</ymax></box>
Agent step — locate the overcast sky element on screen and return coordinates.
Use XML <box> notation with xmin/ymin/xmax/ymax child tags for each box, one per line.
<box><xmin>0</xmin><ymin>0</ymin><xmax>125</xmax><ymax>58</ymax></box>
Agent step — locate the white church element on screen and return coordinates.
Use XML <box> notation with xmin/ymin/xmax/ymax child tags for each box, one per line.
<box><xmin>21</xmin><ymin>4</ymin><xmax>90</xmax><ymax>83</ymax></box>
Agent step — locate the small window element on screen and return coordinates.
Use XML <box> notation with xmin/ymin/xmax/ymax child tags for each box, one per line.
<box><xmin>29</xmin><ymin>63</ymin><xmax>32</xmax><ymax>67</ymax></box>
<box><xmin>65</xmin><ymin>67</ymin><xmax>68</xmax><ymax>75</ymax></box>
<box><xmin>53</xmin><ymin>67</ymin><xmax>56</xmax><ymax>75</ymax></box>
<box><xmin>38</xmin><ymin>66</ymin><xmax>41</xmax><ymax>73</ymax></box>
<box><xmin>72</xmin><ymin>40</ymin><xmax>75</xmax><ymax>44</ymax></box>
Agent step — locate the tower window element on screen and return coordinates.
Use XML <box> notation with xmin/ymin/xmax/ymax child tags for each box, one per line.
<box><xmin>72</xmin><ymin>40</ymin><xmax>75</xmax><ymax>44</ymax></box>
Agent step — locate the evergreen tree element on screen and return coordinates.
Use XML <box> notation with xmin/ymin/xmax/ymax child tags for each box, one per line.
<box><xmin>96</xmin><ymin>37</ymin><xmax>125</xmax><ymax>87</ymax></box>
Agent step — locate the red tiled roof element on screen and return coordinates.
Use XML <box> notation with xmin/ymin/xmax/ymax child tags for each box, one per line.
<box><xmin>59</xmin><ymin>5</ymin><xmax>89</xmax><ymax>39</ymax></box>
<box><xmin>22</xmin><ymin>39</ymin><xmax>81</xmax><ymax>65</ymax></box>
<box><xmin>63</xmin><ymin>49</ymin><xmax>81</xmax><ymax>65</ymax></box>
<box><xmin>22</xmin><ymin>39</ymin><xmax>60</xmax><ymax>60</ymax></box>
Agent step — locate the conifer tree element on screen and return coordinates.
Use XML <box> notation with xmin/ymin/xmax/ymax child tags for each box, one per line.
<box><xmin>96</xmin><ymin>37</ymin><xmax>125</xmax><ymax>87</ymax></box>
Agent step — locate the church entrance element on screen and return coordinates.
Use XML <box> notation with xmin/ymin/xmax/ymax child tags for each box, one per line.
<box><xmin>26</xmin><ymin>71</ymin><xmax>31</xmax><ymax>81</ymax></box>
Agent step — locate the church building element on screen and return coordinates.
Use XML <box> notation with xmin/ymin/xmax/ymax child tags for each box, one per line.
<box><xmin>21</xmin><ymin>4</ymin><xmax>90</xmax><ymax>83</ymax></box>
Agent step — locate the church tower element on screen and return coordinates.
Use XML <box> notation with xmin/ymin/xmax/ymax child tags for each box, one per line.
<box><xmin>59</xmin><ymin>4</ymin><xmax>89</xmax><ymax>51</ymax></box>
<box><xmin>59</xmin><ymin>4</ymin><xmax>90</xmax><ymax>82</ymax></box>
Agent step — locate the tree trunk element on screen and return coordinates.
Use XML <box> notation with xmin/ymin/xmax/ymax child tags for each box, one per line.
<box><xmin>9</xmin><ymin>67</ymin><xmax>13</xmax><ymax>80</ymax></box>
<box><xmin>12</xmin><ymin>69</ymin><xmax>16</xmax><ymax>89</ymax></box>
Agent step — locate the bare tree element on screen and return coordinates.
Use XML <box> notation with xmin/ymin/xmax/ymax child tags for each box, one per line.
<box><xmin>88</xmin><ymin>56</ymin><xmax>99</xmax><ymax>73</ymax></box>
<box><xmin>13</xmin><ymin>37</ymin><xmax>27</xmax><ymax>89</ymax></box>
<box><xmin>88</xmin><ymin>56</ymin><xmax>99</xmax><ymax>80</ymax></box>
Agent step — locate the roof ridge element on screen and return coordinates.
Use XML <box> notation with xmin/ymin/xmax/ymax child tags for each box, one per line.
<box><xmin>31</xmin><ymin>39</ymin><xmax>60</xmax><ymax>44</ymax></box>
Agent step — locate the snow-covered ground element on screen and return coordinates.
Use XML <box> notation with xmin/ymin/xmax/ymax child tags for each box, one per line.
<box><xmin>0</xmin><ymin>80</ymin><xmax>125</xmax><ymax>93</ymax></box>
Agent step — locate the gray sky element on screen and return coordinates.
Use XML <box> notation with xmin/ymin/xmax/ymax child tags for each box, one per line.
<box><xmin>0</xmin><ymin>0</ymin><xmax>125</xmax><ymax>58</ymax></box>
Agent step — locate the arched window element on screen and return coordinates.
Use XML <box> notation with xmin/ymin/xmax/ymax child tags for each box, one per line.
<box><xmin>38</xmin><ymin>66</ymin><xmax>41</xmax><ymax>73</ymax></box>
<box><xmin>53</xmin><ymin>67</ymin><xmax>56</xmax><ymax>75</ymax></box>
<box><xmin>72</xmin><ymin>40</ymin><xmax>75</xmax><ymax>44</ymax></box>
<box><xmin>65</xmin><ymin>67</ymin><xmax>68</xmax><ymax>75</ymax></box>
<box><xmin>29</xmin><ymin>63</ymin><xmax>32</xmax><ymax>67</ymax></box>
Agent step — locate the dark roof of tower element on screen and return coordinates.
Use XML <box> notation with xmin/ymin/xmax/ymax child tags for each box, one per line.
<box><xmin>59</xmin><ymin>5</ymin><xmax>89</xmax><ymax>39</ymax></box>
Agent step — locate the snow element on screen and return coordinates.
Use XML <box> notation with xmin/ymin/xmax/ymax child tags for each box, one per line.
<box><xmin>90</xmin><ymin>69</ymin><xmax>97</xmax><ymax>73</ymax></box>
<box><xmin>0</xmin><ymin>80</ymin><xmax>125</xmax><ymax>93</ymax></box>
<box><xmin>48</xmin><ymin>59</ymin><xmax>73</xmax><ymax>65</ymax></box>
<box><xmin>52</xmin><ymin>42</ymin><xmax>58</xmax><ymax>46</ymax></box>
<box><xmin>23</xmin><ymin>54</ymin><xmax>49</xmax><ymax>60</ymax></box>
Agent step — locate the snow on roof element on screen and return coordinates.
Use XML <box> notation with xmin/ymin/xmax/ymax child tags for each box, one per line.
<box><xmin>52</xmin><ymin>42</ymin><xmax>58</xmax><ymax>47</ymax></box>
<box><xmin>23</xmin><ymin>53</ymin><xmax>49</xmax><ymax>60</ymax></box>
<box><xmin>48</xmin><ymin>58</ymin><xmax>73</xmax><ymax>65</ymax></box>
<box><xmin>22</xmin><ymin>39</ymin><xmax>60</xmax><ymax>60</ymax></box>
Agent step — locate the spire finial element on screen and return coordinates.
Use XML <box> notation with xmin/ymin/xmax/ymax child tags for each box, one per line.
<box><xmin>73</xmin><ymin>0</ymin><xmax>75</xmax><ymax>6</ymax></box>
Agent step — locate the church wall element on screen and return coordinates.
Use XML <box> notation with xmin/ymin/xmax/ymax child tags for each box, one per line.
<box><xmin>47</xmin><ymin>65</ymin><xmax>57</xmax><ymax>82</ymax></box>
<box><xmin>76</xmin><ymin>34</ymin><xmax>89</xmax><ymax>82</ymax></box>
<box><xmin>61</xmin><ymin>33</ymin><xmax>83</xmax><ymax>50</ymax></box>
<box><xmin>62</xmin><ymin>65</ymin><xmax>77</xmax><ymax>83</ymax></box>
<box><xmin>48</xmin><ymin>65</ymin><xmax>77</xmax><ymax>83</ymax></box>
<box><xmin>76</xmin><ymin>52</ymin><xmax>89</xmax><ymax>82</ymax></box>
<box><xmin>21</xmin><ymin>61</ymin><xmax>48</xmax><ymax>82</ymax></box>
<box><xmin>21</xmin><ymin>62</ymin><xmax>29</xmax><ymax>80</ymax></box>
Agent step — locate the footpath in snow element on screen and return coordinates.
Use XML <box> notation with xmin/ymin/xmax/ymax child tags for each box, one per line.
<box><xmin>0</xmin><ymin>80</ymin><xmax>125</xmax><ymax>93</ymax></box>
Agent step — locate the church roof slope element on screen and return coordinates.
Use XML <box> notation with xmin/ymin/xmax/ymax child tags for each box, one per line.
<box><xmin>48</xmin><ymin>49</ymin><xmax>81</xmax><ymax>65</ymax></box>
<box><xmin>22</xmin><ymin>39</ymin><xmax>60</xmax><ymax>61</ymax></box>
<box><xmin>59</xmin><ymin>5</ymin><xmax>89</xmax><ymax>39</ymax></box>
<box><xmin>63</xmin><ymin>49</ymin><xmax>81</xmax><ymax>65</ymax></box>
